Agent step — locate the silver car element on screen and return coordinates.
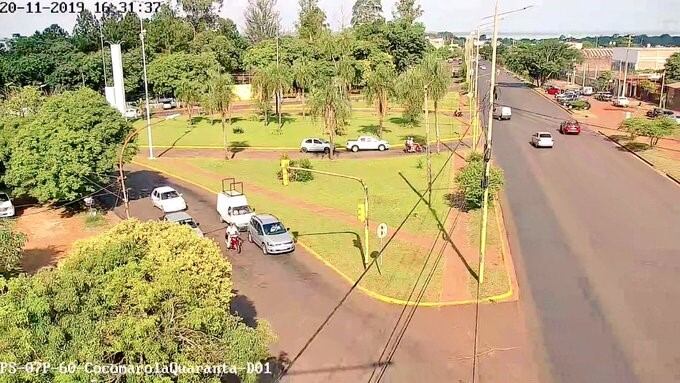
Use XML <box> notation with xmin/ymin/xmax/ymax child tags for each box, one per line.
<box><xmin>247</xmin><ymin>214</ymin><xmax>295</xmax><ymax>255</ymax></box>
<box><xmin>163</xmin><ymin>212</ymin><xmax>204</xmax><ymax>237</ymax></box>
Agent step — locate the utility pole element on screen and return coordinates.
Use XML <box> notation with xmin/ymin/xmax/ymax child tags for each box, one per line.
<box><xmin>582</xmin><ymin>63</ymin><xmax>587</xmax><ymax>87</ymax></box>
<box><xmin>139</xmin><ymin>17</ymin><xmax>154</xmax><ymax>159</ymax></box>
<box><xmin>621</xmin><ymin>35</ymin><xmax>632</xmax><ymax>97</ymax></box>
<box><xmin>659</xmin><ymin>69</ymin><xmax>666</xmax><ymax>108</ymax></box>
<box><xmin>425</xmin><ymin>84</ymin><xmax>432</xmax><ymax>204</ymax></box>
<box><xmin>473</xmin><ymin>29</ymin><xmax>481</xmax><ymax>151</ymax></box>
<box><xmin>276</xmin><ymin>31</ymin><xmax>282</xmax><ymax>125</ymax></box>
<box><xmin>479</xmin><ymin>0</ymin><xmax>500</xmax><ymax>287</ymax></box>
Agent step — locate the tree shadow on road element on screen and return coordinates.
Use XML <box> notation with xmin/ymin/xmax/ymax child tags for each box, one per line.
<box><xmin>229</xmin><ymin>290</ymin><xmax>258</xmax><ymax>328</ymax></box>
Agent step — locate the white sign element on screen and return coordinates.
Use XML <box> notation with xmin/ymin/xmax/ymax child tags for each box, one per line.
<box><xmin>377</xmin><ymin>223</ymin><xmax>388</xmax><ymax>239</ymax></box>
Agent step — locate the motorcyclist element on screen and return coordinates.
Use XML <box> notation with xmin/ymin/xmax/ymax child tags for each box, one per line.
<box><xmin>406</xmin><ymin>137</ymin><xmax>414</xmax><ymax>151</ymax></box>
<box><xmin>226</xmin><ymin>222</ymin><xmax>239</xmax><ymax>249</ymax></box>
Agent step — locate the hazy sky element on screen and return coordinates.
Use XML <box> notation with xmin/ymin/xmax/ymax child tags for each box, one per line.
<box><xmin>1</xmin><ymin>0</ymin><xmax>679</xmax><ymax>38</ymax></box>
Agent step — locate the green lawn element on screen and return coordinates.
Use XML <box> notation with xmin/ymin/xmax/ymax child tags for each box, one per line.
<box><xmin>136</xmin><ymin>95</ymin><xmax>461</xmax><ymax>149</ymax></box>
<box><xmin>135</xmin><ymin>155</ymin><xmax>455</xmax><ymax>301</ymax></box>
<box><xmin>466</xmin><ymin>208</ymin><xmax>511</xmax><ymax>298</ymax></box>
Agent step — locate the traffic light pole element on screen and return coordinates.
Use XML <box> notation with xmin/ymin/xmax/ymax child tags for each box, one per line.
<box><xmin>281</xmin><ymin>163</ymin><xmax>370</xmax><ymax>266</ymax></box>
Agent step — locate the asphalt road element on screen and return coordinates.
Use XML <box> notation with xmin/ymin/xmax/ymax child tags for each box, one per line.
<box><xmin>117</xmin><ymin>165</ymin><xmax>540</xmax><ymax>383</ymax></box>
<box><xmin>477</xmin><ymin>63</ymin><xmax>680</xmax><ymax>382</ymax></box>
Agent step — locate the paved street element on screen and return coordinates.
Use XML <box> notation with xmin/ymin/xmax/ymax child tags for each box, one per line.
<box><xmin>478</xmin><ymin>64</ymin><xmax>680</xmax><ymax>382</ymax></box>
<box><xmin>117</xmin><ymin>166</ymin><xmax>539</xmax><ymax>383</ymax></box>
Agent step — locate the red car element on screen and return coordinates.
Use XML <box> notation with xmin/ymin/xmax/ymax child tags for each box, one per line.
<box><xmin>559</xmin><ymin>120</ymin><xmax>581</xmax><ymax>135</ymax></box>
<box><xmin>546</xmin><ymin>86</ymin><xmax>560</xmax><ymax>95</ymax></box>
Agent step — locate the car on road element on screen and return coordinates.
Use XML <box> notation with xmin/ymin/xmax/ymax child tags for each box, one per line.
<box><xmin>559</xmin><ymin>120</ymin><xmax>581</xmax><ymax>135</ymax></box>
<box><xmin>646</xmin><ymin>108</ymin><xmax>675</xmax><ymax>119</ymax></box>
<box><xmin>159</xmin><ymin>98</ymin><xmax>177</xmax><ymax>109</ymax></box>
<box><xmin>248</xmin><ymin>214</ymin><xmax>295</xmax><ymax>255</ymax></box>
<box><xmin>612</xmin><ymin>96</ymin><xmax>630</xmax><ymax>107</ymax></box>
<box><xmin>0</xmin><ymin>192</ymin><xmax>15</xmax><ymax>218</ymax></box>
<box><xmin>531</xmin><ymin>132</ymin><xmax>554</xmax><ymax>148</ymax></box>
<box><xmin>546</xmin><ymin>86</ymin><xmax>561</xmax><ymax>95</ymax></box>
<box><xmin>493</xmin><ymin>106</ymin><xmax>512</xmax><ymax>120</ymax></box>
<box><xmin>163</xmin><ymin>212</ymin><xmax>204</xmax><ymax>237</ymax></box>
<box><xmin>300</xmin><ymin>138</ymin><xmax>334</xmax><ymax>153</ymax></box>
<box><xmin>151</xmin><ymin>186</ymin><xmax>187</xmax><ymax>213</ymax></box>
<box><xmin>594</xmin><ymin>92</ymin><xmax>613</xmax><ymax>101</ymax></box>
<box><xmin>480</xmin><ymin>65</ymin><xmax>487</xmax><ymax>70</ymax></box>
<box><xmin>124</xmin><ymin>107</ymin><xmax>139</xmax><ymax>119</ymax></box>
<box><xmin>217</xmin><ymin>190</ymin><xmax>253</xmax><ymax>231</ymax></box>
<box><xmin>346</xmin><ymin>136</ymin><xmax>390</xmax><ymax>152</ymax></box>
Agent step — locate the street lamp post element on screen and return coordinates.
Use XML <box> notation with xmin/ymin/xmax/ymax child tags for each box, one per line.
<box><xmin>139</xmin><ymin>17</ymin><xmax>154</xmax><ymax>160</ymax></box>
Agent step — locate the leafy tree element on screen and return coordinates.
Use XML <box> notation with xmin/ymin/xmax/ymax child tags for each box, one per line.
<box><xmin>5</xmin><ymin>88</ymin><xmax>133</xmax><ymax>202</ymax></box>
<box><xmin>664</xmin><ymin>52</ymin><xmax>680</xmax><ymax>82</ymax></box>
<box><xmin>147</xmin><ymin>52</ymin><xmax>219</xmax><ymax>96</ymax></box>
<box><xmin>145</xmin><ymin>5</ymin><xmax>194</xmax><ymax>54</ymax></box>
<box><xmin>0</xmin><ymin>220</ymin><xmax>26</xmax><ymax>274</ymax></box>
<box><xmin>356</xmin><ymin>20</ymin><xmax>427</xmax><ymax>72</ymax></box>
<box><xmin>619</xmin><ymin>117</ymin><xmax>677</xmax><ymax>146</ymax></box>
<box><xmin>505</xmin><ymin>40</ymin><xmax>583</xmax><ymax>87</ymax></box>
<box><xmin>177</xmin><ymin>0</ymin><xmax>224</xmax><ymax>31</ymax></box>
<box><xmin>351</xmin><ymin>0</ymin><xmax>384</xmax><ymax>26</ymax></box>
<box><xmin>396</xmin><ymin>66</ymin><xmax>425</xmax><ymax>126</ymax></box>
<box><xmin>454</xmin><ymin>154</ymin><xmax>504</xmax><ymax>210</ymax></box>
<box><xmin>176</xmin><ymin>80</ymin><xmax>202</xmax><ymax>124</ymax></box>
<box><xmin>100</xmin><ymin>8</ymin><xmax>141</xmax><ymax>51</ymax></box>
<box><xmin>269</xmin><ymin>64</ymin><xmax>293</xmax><ymax>125</ymax></box>
<box><xmin>72</xmin><ymin>10</ymin><xmax>100</xmax><ymax>52</ymax></box>
<box><xmin>122</xmin><ymin>48</ymin><xmax>145</xmax><ymax>99</ymax></box>
<box><xmin>0</xmin><ymin>220</ymin><xmax>275</xmax><ymax>382</ymax></box>
<box><xmin>291</xmin><ymin>59</ymin><xmax>315</xmax><ymax>117</ymax></box>
<box><xmin>619</xmin><ymin>117</ymin><xmax>648</xmax><ymax>140</ymax></box>
<box><xmin>594</xmin><ymin>70</ymin><xmax>614</xmax><ymax>91</ymax></box>
<box><xmin>205</xmin><ymin>73</ymin><xmax>235</xmax><ymax>159</ymax></box>
<box><xmin>297</xmin><ymin>0</ymin><xmax>328</xmax><ymax>42</ymax></box>
<box><xmin>1</xmin><ymin>86</ymin><xmax>44</xmax><ymax>118</ymax></box>
<box><xmin>392</xmin><ymin>0</ymin><xmax>423</xmax><ymax>24</ymax></box>
<box><xmin>244</xmin><ymin>0</ymin><xmax>281</xmax><ymax>43</ymax></box>
<box><xmin>364</xmin><ymin>61</ymin><xmax>396</xmax><ymax>137</ymax></box>
<box><xmin>251</xmin><ymin>65</ymin><xmax>277</xmax><ymax>124</ymax></box>
<box><xmin>308</xmin><ymin>76</ymin><xmax>352</xmax><ymax>159</ymax></box>
<box><xmin>190</xmin><ymin>31</ymin><xmax>242</xmax><ymax>72</ymax></box>
<box><xmin>420</xmin><ymin>53</ymin><xmax>451</xmax><ymax>152</ymax></box>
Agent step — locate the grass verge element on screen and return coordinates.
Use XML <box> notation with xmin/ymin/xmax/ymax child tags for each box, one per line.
<box><xmin>465</xmin><ymin>206</ymin><xmax>511</xmax><ymax>298</ymax></box>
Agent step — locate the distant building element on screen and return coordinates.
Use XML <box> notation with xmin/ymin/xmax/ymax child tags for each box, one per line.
<box><xmin>664</xmin><ymin>82</ymin><xmax>680</xmax><ymax>112</ymax></box>
<box><xmin>612</xmin><ymin>47</ymin><xmax>680</xmax><ymax>71</ymax></box>
<box><xmin>573</xmin><ymin>48</ymin><xmax>614</xmax><ymax>85</ymax></box>
<box><xmin>428</xmin><ymin>37</ymin><xmax>448</xmax><ymax>49</ymax></box>
<box><xmin>565</xmin><ymin>41</ymin><xmax>583</xmax><ymax>50</ymax></box>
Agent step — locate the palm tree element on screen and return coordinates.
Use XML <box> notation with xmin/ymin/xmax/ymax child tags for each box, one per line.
<box><xmin>364</xmin><ymin>62</ymin><xmax>396</xmax><ymax>138</ymax></box>
<box><xmin>270</xmin><ymin>64</ymin><xmax>293</xmax><ymax>126</ymax></box>
<box><xmin>176</xmin><ymin>80</ymin><xmax>201</xmax><ymax>125</ymax></box>
<box><xmin>420</xmin><ymin>53</ymin><xmax>452</xmax><ymax>153</ymax></box>
<box><xmin>205</xmin><ymin>72</ymin><xmax>235</xmax><ymax>159</ymax></box>
<box><xmin>251</xmin><ymin>65</ymin><xmax>276</xmax><ymax>125</ymax></box>
<box><xmin>252</xmin><ymin>64</ymin><xmax>292</xmax><ymax>126</ymax></box>
<box><xmin>291</xmin><ymin>60</ymin><xmax>314</xmax><ymax>118</ymax></box>
<box><xmin>308</xmin><ymin>76</ymin><xmax>352</xmax><ymax>160</ymax></box>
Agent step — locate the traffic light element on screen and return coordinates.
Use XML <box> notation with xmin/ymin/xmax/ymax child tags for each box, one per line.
<box><xmin>357</xmin><ymin>202</ymin><xmax>366</xmax><ymax>223</ymax></box>
<box><xmin>280</xmin><ymin>159</ymin><xmax>290</xmax><ymax>186</ymax></box>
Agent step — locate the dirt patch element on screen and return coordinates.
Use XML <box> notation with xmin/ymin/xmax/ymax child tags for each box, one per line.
<box><xmin>15</xmin><ymin>208</ymin><xmax>119</xmax><ymax>273</ymax></box>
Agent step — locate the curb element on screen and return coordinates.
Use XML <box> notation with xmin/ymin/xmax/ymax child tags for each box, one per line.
<box><xmin>130</xmin><ymin>159</ymin><xmax>515</xmax><ymax>307</ymax></box>
<box><xmin>596</xmin><ymin>131</ymin><xmax>680</xmax><ymax>187</ymax></box>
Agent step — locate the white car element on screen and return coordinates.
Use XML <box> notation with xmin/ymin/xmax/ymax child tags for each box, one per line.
<box><xmin>612</xmin><ymin>96</ymin><xmax>630</xmax><ymax>107</ymax></box>
<box><xmin>531</xmin><ymin>132</ymin><xmax>554</xmax><ymax>148</ymax></box>
<box><xmin>151</xmin><ymin>186</ymin><xmax>187</xmax><ymax>213</ymax></box>
<box><xmin>480</xmin><ymin>65</ymin><xmax>487</xmax><ymax>70</ymax></box>
<box><xmin>346</xmin><ymin>136</ymin><xmax>390</xmax><ymax>152</ymax></box>
<box><xmin>124</xmin><ymin>108</ymin><xmax>139</xmax><ymax>119</ymax></box>
<box><xmin>0</xmin><ymin>192</ymin><xmax>15</xmax><ymax>218</ymax></box>
<box><xmin>300</xmin><ymin>138</ymin><xmax>334</xmax><ymax>153</ymax></box>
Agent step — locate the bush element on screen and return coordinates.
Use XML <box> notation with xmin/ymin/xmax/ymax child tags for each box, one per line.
<box><xmin>0</xmin><ymin>220</ymin><xmax>26</xmax><ymax>274</ymax></box>
<box><xmin>568</xmin><ymin>100</ymin><xmax>590</xmax><ymax>110</ymax></box>
<box><xmin>454</xmin><ymin>155</ymin><xmax>504</xmax><ymax>210</ymax></box>
<box><xmin>233</xmin><ymin>126</ymin><xmax>245</xmax><ymax>134</ymax></box>
<box><xmin>276</xmin><ymin>154</ymin><xmax>315</xmax><ymax>183</ymax></box>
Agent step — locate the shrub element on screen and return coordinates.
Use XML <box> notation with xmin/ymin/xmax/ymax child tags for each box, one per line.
<box><xmin>233</xmin><ymin>126</ymin><xmax>245</xmax><ymax>134</ymax></box>
<box><xmin>0</xmin><ymin>220</ymin><xmax>26</xmax><ymax>274</ymax></box>
<box><xmin>568</xmin><ymin>100</ymin><xmax>590</xmax><ymax>110</ymax></box>
<box><xmin>454</xmin><ymin>155</ymin><xmax>504</xmax><ymax>210</ymax></box>
<box><xmin>276</xmin><ymin>154</ymin><xmax>315</xmax><ymax>183</ymax></box>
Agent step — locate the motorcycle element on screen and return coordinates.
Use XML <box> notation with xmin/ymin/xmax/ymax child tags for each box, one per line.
<box><xmin>404</xmin><ymin>142</ymin><xmax>425</xmax><ymax>153</ymax></box>
<box><xmin>453</xmin><ymin>110</ymin><xmax>463</xmax><ymax>117</ymax></box>
<box><xmin>226</xmin><ymin>234</ymin><xmax>243</xmax><ymax>254</ymax></box>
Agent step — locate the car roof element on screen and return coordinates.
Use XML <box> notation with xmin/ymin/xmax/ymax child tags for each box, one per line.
<box><xmin>254</xmin><ymin>214</ymin><xmax>280</xmax><ymax>224</ymax></box>
<box><xmin>154</xmin><ymin>186</ymin><xmax>177</xmax><ymax>193</ymax></box>
<box><xmin>536</xmin><ymin>131</ymin><xmax>552</xmax><ymax>135</ymax></box>
<box><xmin>165</xmin><ymin>212</ymin><xmax>193</xmax><ymax>221</ymax></box>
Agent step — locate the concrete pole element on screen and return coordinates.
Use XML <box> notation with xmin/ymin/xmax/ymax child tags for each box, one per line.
<box><xmin>622</xmin><ymin>35</ymin><xmax>632</xmax><ymax>97</ymax></box>
<box><xmin>139</xmin><ymin>18</ymin><xmax>154</xmax><ymax>159</ymax></box>
<box><xmin>659</xmin><ymin>70</ymin><xmax>666</xmax><ymax>108</ymax></box>
<box><xmin>425</xmin><ymin>84</ymin><xmax>432</xmax><ymax>205</ymax></box>
<box><xmin>474</xmin><ymin>29</ymin><xmax>481</xmax><ymax>151</ymax></box>
<box><xmin>582</xmin><ymin>63</ymin><xmax>587</xmax><ymax>87</ymax></box>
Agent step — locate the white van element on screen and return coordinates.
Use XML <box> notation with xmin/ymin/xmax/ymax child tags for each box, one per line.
<box><xmin>217</xmin><ymin>190</ymin><xmax>253</xmax><ymax>230</ymax></box>
<box><xmin>493</xmin><ymin>106</ymin><xmax>512</xmax><ymax>120</ymax></box>
<box><xmin>581</xmin><ymin>86</ymin><xmax>594</xmax><ymax>96</ymax></box>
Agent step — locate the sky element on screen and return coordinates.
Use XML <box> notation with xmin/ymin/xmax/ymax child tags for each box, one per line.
<box><xmin>1</xmin><ymin>0</ymin><xmax>680</xmax><ymax>39</ymax></box>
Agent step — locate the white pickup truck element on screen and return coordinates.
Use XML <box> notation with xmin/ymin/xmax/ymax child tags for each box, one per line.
<box><xmin>345</xmin><ymin>136</ymin><xmax>390</xmax><ymax>152</ymax></box>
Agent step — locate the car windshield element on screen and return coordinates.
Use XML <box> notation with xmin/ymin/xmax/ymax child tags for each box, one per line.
<box><xmin>232</xmin><ymin>205</ymin><xmax>252</xmax><ymax>215</ymax></box>
<box><xmin>179</xmin><ymin>219</ymin><xmax>198</xmax><ymax>228</ymax></box>
<box><xmin>263</xmin><ymin>222</ymin><xmax>287</xmax><ymax>235</ymax></box>
<box><xmin>161</xmin><ymin>191</ymin><xmax>180</xmax><ymax>200</ymax></box>
<box><xmin>540</xmin><ymin>134</ymin><xmax>552</xmax><ymax>138</ymax></box>
<box><xmin>0</xmin><ymin>193</ymin><xmax>8</xmax><ymax>202</ymax></box>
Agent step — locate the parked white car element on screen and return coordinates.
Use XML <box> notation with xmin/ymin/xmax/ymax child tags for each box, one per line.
<box><xmin>612</xmin><ymin>96</ymin><xmax>630</xmax><ymax>107</ymax></box>
<box><xmin>0</xmin><ymin>192</ymin><xmax>15</xmax><ymax>218</ymax></box>
<box><xmin>580</xmin><ymin>86</ymin><xmax>594</xmax><ymax>96</ymax></box>
<box><xmin>300</xmin><ymin>138</ymin><xmax>334</xmax><ymax>153</ymax></box>
<box><xmin>163</xmin><ymin>212</ymin><xmax>203</xmax><ymax>237</ymax></box>
<box><xmin>124</xmin><ymin>107</ymin><xmax>139</xmax><ymax>119</ymax></box>
<box><xmin>346</xmin><ymin>136</ymin><xmax>390</xmax><ymax>152</ymax></box>
<box><xmin>531</xmin><ymin>132</ymin><xmax>554</xmax><ymax>148</ymax></box>
<box><xmin>217</xmin><ymin>190</ymin><xmax>254</xmax><ymax>231</ymax></box>
<box><xmin>493</xmin><ymin>106</ymin><xmax>512</xmax><ymax>120</ymax></box>
<box><xmin>151</xmin><ymin>186</ymin><xmax>187</xmax><ymax>213</ymax></box>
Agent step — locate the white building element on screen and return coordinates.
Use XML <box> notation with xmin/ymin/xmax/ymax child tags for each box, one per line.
<box><xmin>612</xmin><ymin>47</ymin><xmax>680</xmax><ymax>72</ymax></box>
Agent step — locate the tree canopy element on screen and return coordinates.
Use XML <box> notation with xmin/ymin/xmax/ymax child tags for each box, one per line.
<box><xmin>393</xmin><ymin>0</ymin><xmax>423</xmax><ymax>24</ymax></box>
<box><xmin>665</xmin><ymin>52</ymin><xmax>680</xmax><ymax>82</ymax></box>
<box><xmin>297</xmin><ymin>0</ymin><xmax>328</xmax><ymax>41</ymax></box>
<box><xmin>0</xmin><ymin>220</ymin><xmax>26</xmax><ymax>275</ymax></box>
<box><xmin>0</xmin><ymin>220</ymin><xmax>275</xmax><ymax>382</ymax></box>
<box><xmin>244</xmin><ymin>0</ymin><xmax>281</xmax><ymax>43</ymax></box>
<box><xmin>147</xmin><ymin>52</ymin><xmax>220</xmax><ymax>96</ymax></box>
<box><xmin>352</xmin><ymin>0</ymin><xmax>384</xmax><ymax>26</ymax></box>
<box><xmin>504</xmin><ymin>40</ymin><xmax>583</xmax><ymax>86</ymax></box>
<box><xmin>4</xmin><ymin>88</ymin><xmax>133</xmax><ymax>202</ymax></box>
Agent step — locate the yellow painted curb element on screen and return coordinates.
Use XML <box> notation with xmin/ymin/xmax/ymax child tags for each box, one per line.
<box><xmin>130</xmin><ymin>160</ymin><xmax>513</xmax><ymax>307</ymax></box>
<box><xmin>138</xmin><ymin>145</ymin><xmax>300</xmax><ymax>151</ymax></box>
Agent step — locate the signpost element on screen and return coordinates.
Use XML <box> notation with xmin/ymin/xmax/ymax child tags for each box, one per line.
<box><xmin>377</xmin><ymin>223</ymin><xmax>388</xmax><ymax>267</ymax></box>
